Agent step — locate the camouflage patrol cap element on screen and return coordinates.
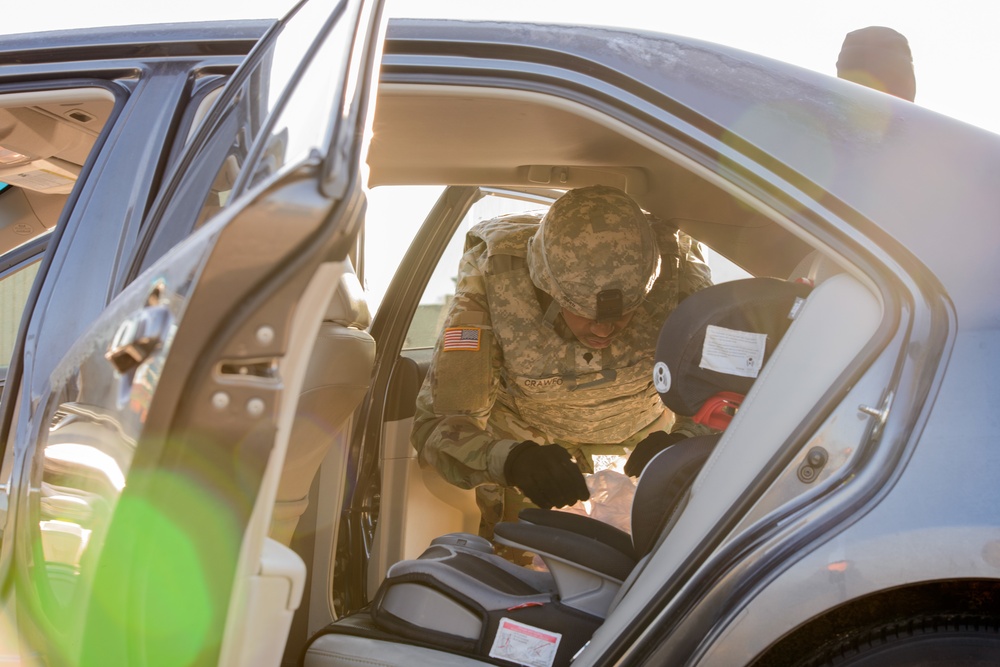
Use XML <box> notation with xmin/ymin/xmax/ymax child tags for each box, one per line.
<box><xmin>527</xmin><ymin>185</ymin><xmax>659</xmax><ymax>320</ymax></box>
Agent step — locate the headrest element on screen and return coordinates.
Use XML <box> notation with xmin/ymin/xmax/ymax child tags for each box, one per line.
<box><xmin>324</xmin><ymin>265</ymin><xmax>371</xmax><ymax>330</ymax></box>
<box><xmin>653</xmin><ymin>278</ymin><xmax>812</xmax><ymax>418</ymax></box>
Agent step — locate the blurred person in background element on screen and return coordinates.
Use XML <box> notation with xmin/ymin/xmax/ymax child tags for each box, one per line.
<box><xmin>837</xmin><ymin>25</ymin><xmax>916</xmax><ymax>101</ymax></box>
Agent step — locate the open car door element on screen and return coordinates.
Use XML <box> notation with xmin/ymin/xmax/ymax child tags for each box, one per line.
<box><xmin>4</xmin><ymin>0</ymin><xmax>384</xmax><ymax>664</ymax></box>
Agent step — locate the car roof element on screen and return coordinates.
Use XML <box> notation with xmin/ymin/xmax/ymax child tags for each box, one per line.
<box><xmin>4</xmin><ymin>16</ymin><xmax>994</xmax><ymax>326</ymax></box>
<box><xmin>377</xmin><ymin>18</ymin><xmax>1000</xmax><ymax>328</ymax></box>
<box><xmin>0</xmin><ymin>20</ymin><xmax>273</xmax><ymax>64</ymax></box>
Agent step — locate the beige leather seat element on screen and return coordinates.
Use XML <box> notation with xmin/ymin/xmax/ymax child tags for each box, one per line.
<box><xmin>270</xmin><ymin>264</ymin><xmax>375</xmax><ymax>545</ymax></box>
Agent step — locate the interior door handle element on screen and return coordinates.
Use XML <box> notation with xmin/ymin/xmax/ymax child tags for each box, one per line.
<box><xmin>105</xmin><ymin>305</ymin><xmax>173</xmax><ymax>374</ymax></box>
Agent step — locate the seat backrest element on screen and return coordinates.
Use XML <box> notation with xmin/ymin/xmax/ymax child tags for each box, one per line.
<box><xmin>270</xmin><ymin>265</ymin><xmax>375</xmax><ymax>545</ymax></box>
<box><xmin>629</xmin><ymin>434</ymin><xmax>719</xmax><ymax>558</ymax></box>
<box><xmin>627</xmin><ymin>277</ymin><xmax>814</xmax><ymax>557</ymax></box>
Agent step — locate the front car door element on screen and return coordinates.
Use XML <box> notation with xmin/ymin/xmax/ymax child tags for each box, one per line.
<box><xmin>1</xmin><ymin>0</ymin><xmax>384</xmax><ymax>664</ymax></box>
<box><xmin>0</xmin><ymin>23</ymin><xmax>264</xmax><ymax>662</ymax></box>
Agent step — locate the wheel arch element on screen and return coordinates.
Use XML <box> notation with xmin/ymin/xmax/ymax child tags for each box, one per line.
<box><xmin>750</xmin><ymin>578</ymin><xmax>1000</xmax><ymax>667</ymax></box>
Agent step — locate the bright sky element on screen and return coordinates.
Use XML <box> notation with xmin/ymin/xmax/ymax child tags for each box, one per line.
<box><xmin>5</xmin><ymin>0</ymin><xmax>1000</xmax><ymax>135</ymax></box>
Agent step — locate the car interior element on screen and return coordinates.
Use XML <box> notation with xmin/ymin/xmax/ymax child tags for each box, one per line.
<box><xmin>0</xmin><ymin>88</ymin><xmax>116</xmax><ymax>384</ymax></box>
<box><xmin>0</xmin><ymin>37</ymin><xmax>889</xmax><ymax>667</ymax></box>
<box><xmin>283</xmin><ymin>78</ymin><xmax>885</xmax><ymax>665</ymax></box>
<box><xmin>0</xmin><ymin>89</ymin><xmax>115</xmax><ymax>251</ymax></box>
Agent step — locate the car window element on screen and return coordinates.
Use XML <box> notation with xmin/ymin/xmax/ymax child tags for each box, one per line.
<box><xmin>363</xmin><ymin>186</ymin><xmax>550</xmax><ymax>349</ymax></box>
<box><xmin>0</xmin><ymin>256</ymin><xmax>40</xmax><ymax>382</ymax></box>
<box><xmin>0</xmin><ymin>88</ymin><xmax>115</xmax><ymax>250</ymax></box>
<box><xmin>412</xmin><ymin>192</ymin><xmax>544</xmax><ymax>350</ymax></box>
<box><xmin>137</xmin><ymin>0</ymin><xmax>352</xmax><ymax>276</ymax></box>
<box><xmin>703</xmin><ymin>246</ymin><xmax>751</xmax><ymax>283</ymax></box>
<box><xmin>0</xmin><ymin>86</ymin><xmax>117</xmax><ymax>389</ymax></box>
<box><xmin>365</xmin><ymin>186</ymin><xmax>750</xmax><ymax>351</ymax></box>
<box><xmin>362</xmin><ymin>185</ymin><xmax>445</xmax><ymax>314</ymax></box>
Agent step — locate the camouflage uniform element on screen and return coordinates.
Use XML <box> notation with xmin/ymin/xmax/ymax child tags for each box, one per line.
<box><xmin>411</xmin><ymin>186</ymin><xmax>712</xmax><ymax>536</ymax></box>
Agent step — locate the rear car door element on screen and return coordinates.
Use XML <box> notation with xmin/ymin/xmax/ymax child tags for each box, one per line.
<box><xmin>2</xmin><ymin>0</ymin><xmax>384</xmax><ymax>664</ymax></box>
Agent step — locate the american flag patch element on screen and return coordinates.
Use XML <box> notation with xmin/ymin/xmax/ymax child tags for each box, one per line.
<box><xmin>443</xmin><ymin>327</ymin><xmax>481</xmax><ymax>351</ymax></box>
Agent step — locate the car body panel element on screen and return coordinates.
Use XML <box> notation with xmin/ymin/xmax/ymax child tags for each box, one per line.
<box><xmin>358</xmin><ymin>20</ymin><xmax>995</xmax><ymax>667</ymax></box>
<box><xmin>381</xmin><ymin>21</ymin><xmax>1000</xmax><ymax>329</ymax></box>
<box><xmin>0</xmin><ymin>10</ymin><xmax>996</xmax><ymax>667</ymax></box>
<box><xmin>693</xmin><ymin>326</ymin><xmax>1000</xmax><ymax>665</ymax></box>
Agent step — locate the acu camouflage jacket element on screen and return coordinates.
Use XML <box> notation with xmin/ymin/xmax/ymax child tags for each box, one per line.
<box><xmin>410</xmin><ymin>212</ymin><xmax>712</xmax><ymax>489</ymax></box>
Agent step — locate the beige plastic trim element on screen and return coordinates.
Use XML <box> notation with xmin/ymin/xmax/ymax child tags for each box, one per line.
<box><xmin>367</xmin><ymin>415</ymin><xmax>478</xmax><ymax>597</ymax></box>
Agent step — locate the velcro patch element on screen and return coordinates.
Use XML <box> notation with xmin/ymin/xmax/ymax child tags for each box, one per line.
<box><xmin>443</xmin><ymin>327</ymin><xmax>481</xmax><ymax>351</ymax></box>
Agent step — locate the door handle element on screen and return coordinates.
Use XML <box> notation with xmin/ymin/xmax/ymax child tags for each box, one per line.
<box><xmin>105</xmin><ymin>305</ymin><xmax>173</xmax><ymax>374</ymax></box>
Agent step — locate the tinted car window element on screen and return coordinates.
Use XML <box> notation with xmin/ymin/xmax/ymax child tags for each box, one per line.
<box><xmin>137</xmin><ymin>0</ymin><xmax>351</xmax><ymax>275</ymax></box>
<box><xmin>0</xmin><ymin>257</ymin><xmax>40</xmax><ymax>381</ymax></box>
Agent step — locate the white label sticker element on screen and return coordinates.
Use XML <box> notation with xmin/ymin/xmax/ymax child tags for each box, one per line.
<box><xmin>788</xmin><ymin>296</ymin><xmax>806</xmax><ymax>320</ymax></box>
<box><xmin>699</xmin><ymin>325</ymin><xmax>767</xmax><ymax>379</ymax></box>
<box><xmin>488</xmin><ymin>617</ymin><xmax>561</xmax><ymax>667</ymax></box>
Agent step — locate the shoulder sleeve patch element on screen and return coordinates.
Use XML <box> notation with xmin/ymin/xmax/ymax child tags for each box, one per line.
<box><xmin>443</xmin><ymin>327</ymin><xmax>481</xmax><ymax>351</ymax></box>
<box><xmin>434</xmin><ymin>327</ymin><xmax>495</xmax><ymax>413</ymax></box>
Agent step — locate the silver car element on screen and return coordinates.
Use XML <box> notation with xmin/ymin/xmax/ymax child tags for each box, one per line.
<box><xmin>0</xmin><ymin>0</ymin><xmax>997</xmax><ymax>665</ymax></box>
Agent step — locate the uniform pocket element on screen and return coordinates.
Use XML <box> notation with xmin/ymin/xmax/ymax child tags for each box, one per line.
<box><xmin>433</xmin><ymin>327</ymin><xmax>494</xmax><ymax>413</ymax></box>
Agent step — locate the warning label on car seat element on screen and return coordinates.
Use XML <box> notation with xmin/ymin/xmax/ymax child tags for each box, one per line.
<box><xmin>699</xmin><ymin>325</ymin><xmax>767</xmax><ymax>378</ymax></box>
<box><xmin>488</xmin><ymin>617</ymin><xmax>561</xmax><ymax>667</ymax></box>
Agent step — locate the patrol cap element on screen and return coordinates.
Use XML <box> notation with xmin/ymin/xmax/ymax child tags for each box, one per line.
<box><xmin>527</xmin><ymin>185</ymin><xmax>658</xmax><ymax>321</ymax></box>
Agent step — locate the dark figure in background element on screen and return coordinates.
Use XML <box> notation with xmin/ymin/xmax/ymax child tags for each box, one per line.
<box><xmin>837</xmin><ymin>26</ymin><xmax>915</xmax><ymax>102</ymax></box>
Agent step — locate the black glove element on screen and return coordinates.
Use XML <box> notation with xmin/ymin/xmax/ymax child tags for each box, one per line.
<box><xmin>624</xmin><ymin>431</ymin><xmax>688</xmax><ymax>477</ymax></box>
<box><xmin>504</xmin><ymin>442</ymin><xmax>590</xmax><ymax>509</ymax></box>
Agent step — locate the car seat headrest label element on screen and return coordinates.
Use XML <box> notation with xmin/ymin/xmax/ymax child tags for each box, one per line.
<box><xmin>699</xmin><ymin>325</ymin><xmax>767</xmax><ymax>379</ymax></box>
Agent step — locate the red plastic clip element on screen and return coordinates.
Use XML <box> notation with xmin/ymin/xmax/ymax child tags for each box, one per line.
<box><xmin>692</xmin><ymin>391</ymin><xmax>744</xmax><ymax>430</ymax></box>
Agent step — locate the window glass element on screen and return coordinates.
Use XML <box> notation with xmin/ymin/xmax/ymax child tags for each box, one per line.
<box><xmin>406</xmin><ymin>193</ymin><xmax>547</xmax><ymax>350</ymax></box>
<box><xmin>0</xmin><ymin>258</ymin><xmax>40</xmax><ymax>381</ymax></box>
<box><xmin>139</xmin><ymin>0</ymin><xmax>346</xmax><ymax>272</ymax></box>
<box><xmin>0</xmin><ymin>86</ymin><xmax>117</xmax><ymax>386</ymax></box>
<box><xmin>364</xmin><ymin>186</ymin><xmax>549</xmax><ymax>350</ymax></box>
<box><xmin>703</xmin><ymin>246</ymin><xmax>752</xmax><ymax>283</ymax></box>
<box><xmin>365</xmin><ymin>186</ymin><xmax>751</xmax><ymax>351</ymax></box>
<box><xmin>363</xmin><ymin>186</ymin><xmax>751</xmax><ymax>350</ymax></box>
<box><xmin>362</xmin><ymin>185</ymin><xmax>445</xmax><ymax>313</ymax></box>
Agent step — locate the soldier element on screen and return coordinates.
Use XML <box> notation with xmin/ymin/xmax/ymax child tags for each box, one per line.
<box><xmin>411</xmin><ymin>185</ymin><xmax>712</xmax><ymax>539</ymax></box>
<box><xmin>837</xmin><ymin>26</ymin><xmax>916</xmax><ymax>102</ymax></box>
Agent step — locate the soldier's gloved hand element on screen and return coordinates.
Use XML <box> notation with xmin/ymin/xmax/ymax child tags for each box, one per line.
<box><xmin>624</xmin><ymin>431</ymin><xmax>688</xmax><ymax>477</ymax></box>
<box><xmin>504</xmin><ymin>442</ymin><xmax>590</xmax><ymax>509</ymax></box>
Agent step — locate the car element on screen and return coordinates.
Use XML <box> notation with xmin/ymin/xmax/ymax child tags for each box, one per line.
<box><xmin>1</xmin><ymin>0</ymin><xmax>998</xmax><ymax>665</ymax></box>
